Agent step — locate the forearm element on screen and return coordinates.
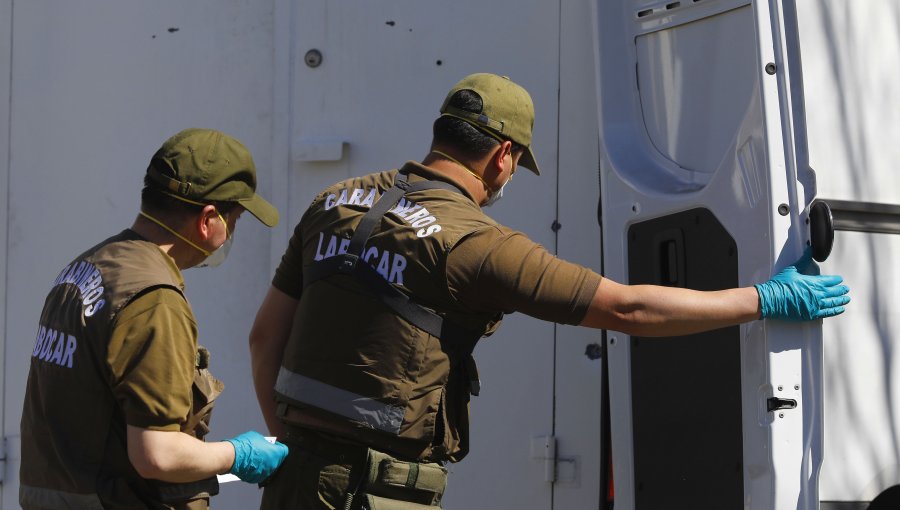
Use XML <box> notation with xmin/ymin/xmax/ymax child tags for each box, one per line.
<box><xmin>249</xmin><ymin>286</ymin><xmax>298</xmax><ymax>437</ymax></box>
<box><xmin>250</xmin><ymin>339</ymin><xmax>287</xmax><ymax>438</ymax></box>
<box><xmin>580</xmin><ymin>278</ymin><xmax>761</xmax><ymax>336</ymax></box>
<box><xmin>127</xmin><ymin>426</ymin><xmax>234</xmax><ymax>483</ymax></box>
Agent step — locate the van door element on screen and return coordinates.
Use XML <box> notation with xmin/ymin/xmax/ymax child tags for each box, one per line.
<box><xmin>286</xmin><ymin>2</ymin><xmax>563</xmax><ymax>508</ymax></box>
<box><xmin>593</xmin><ymin>1</ymin><xmax>821</xmax><ymax>509</ymax></box>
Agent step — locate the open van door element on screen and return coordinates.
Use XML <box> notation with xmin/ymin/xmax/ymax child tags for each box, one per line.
<box><xmin>593</xmin><ymin>1</ymin><xmax>826</xmax><ymax>509</ymax></box>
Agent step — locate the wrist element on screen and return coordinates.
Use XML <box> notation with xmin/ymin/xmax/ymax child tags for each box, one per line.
<box><xmin>753</xmin><ymin>284</ymin><xmax>764</xmax><ymax>319</ymax></box>
<box><xmin>221</xmin><ymin>439</ymin><xmax>238</xmax><ymax>475</ymax></box>
<box><xmin>753</xmin><ymin>283</ymin><xmax>768</xmax><ymax>319</ymax></box>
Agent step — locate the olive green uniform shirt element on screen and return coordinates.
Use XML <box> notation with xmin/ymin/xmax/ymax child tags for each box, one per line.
<box><xmin>273</xmin><ymin>162</ymin><xmax>600</xmax><ymax>324</ymax></box>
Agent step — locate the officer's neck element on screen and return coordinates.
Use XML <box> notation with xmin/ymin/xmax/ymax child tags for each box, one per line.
<box><xmin>422</xmin><ymin>150</ymin><xmax>490</xmax><ymax>205</ymax></box>
<box><xmin>131</xmin><ymin>214</ymin><xmax>203</xmax><ymax>269</ymax></box>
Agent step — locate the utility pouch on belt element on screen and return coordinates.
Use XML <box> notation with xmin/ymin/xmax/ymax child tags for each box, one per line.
<box><xmin>346</xmin><ymin>448</ymin><xmax>448</xmax><ymax>509</ymax></box>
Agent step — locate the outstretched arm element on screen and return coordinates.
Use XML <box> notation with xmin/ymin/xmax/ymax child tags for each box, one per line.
<box><xmin>580</xmin><ymin>255</ymin><xmax>849</xmax><ymax>335</ymax></box>
<box><xmin>579</xmin><ymin>279</ymin><xmax>760</xmax><ymax>336</ymax></box>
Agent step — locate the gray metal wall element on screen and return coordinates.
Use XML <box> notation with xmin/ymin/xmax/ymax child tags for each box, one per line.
<box><xmin>0</xmin><ymin>1</ymin><xmax>282</xmax><ymax>508</ymax></box>
<box><xmin>0</xmin><ymin>1</ymin><xmax>603</xmax><ymax>509</ymax></box>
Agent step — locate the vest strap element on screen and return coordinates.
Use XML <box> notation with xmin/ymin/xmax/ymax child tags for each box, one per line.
<box><xmin>303</xmin><ymin>171</ymin><xmax>468</xmax><ymax>341</ymax></box>
<box><xmin>301</xmin><ymin>170</ymin><xmax>484</xmax><ymax>403</ymax></box>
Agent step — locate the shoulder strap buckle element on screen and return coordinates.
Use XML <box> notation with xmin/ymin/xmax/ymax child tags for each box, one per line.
<box><xmin>339</xmin><ymin>254</ymin><xmax>360</xmax><ymax>273</ymax></box>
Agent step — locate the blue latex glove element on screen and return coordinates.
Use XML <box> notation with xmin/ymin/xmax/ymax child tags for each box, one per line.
<box><xmin>755</xmin><ymin>251</ymin><xmax>850</xmax><ymax>321</ymax></box>
<box><xmin>225</xmin><ymin>431</ymin><xmax>289</xmax><ymax>483</ymax></box>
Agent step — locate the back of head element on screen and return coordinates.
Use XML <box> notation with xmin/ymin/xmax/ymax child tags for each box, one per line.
<box><xmin>433</xmin><ymin>73</ymin><xmax>540</xmax><ymax>175</ymax></box>
<box><xmin>141</xmin><ymin>128</ymin><xmax>279</xmax><ymax>227</ymax></box>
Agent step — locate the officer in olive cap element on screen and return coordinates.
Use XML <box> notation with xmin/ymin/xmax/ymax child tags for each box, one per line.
<box><xmin>20</xmin><ymin>128</ymin><xmax>288</xmax><ymax>510</ymax></box>
<box><xmin>249</xmin><ymin>74</ymin><xmax>849</xmax><ymax>508</ymax></box>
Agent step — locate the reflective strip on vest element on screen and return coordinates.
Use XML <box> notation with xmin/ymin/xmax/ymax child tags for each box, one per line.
<box><xmin>20</xmin><ymin>484</ymin><xmax>105</xmax><ymax>510</ymax></box>
<box><xmin>275</xmin><ymin>366</ymin><xmax>404</xmax><ymax>435</ymax></box>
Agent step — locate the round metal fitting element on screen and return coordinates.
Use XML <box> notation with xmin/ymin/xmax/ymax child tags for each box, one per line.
<box><xmin>765</xmin><ymin>63</ymin><xmax>777</xmax><ymax>75</ymax></box>
<box><xmin>778</xmin><ymin>204</ymin><xmax>790</xmax><ymax>216</ymax></box>
<box><xmin>304</xmin><ymin>49</ymin><xmax>323</xmax><ymax>68</ymax></box>
<box><xmin>777</xmin><ymin>386</ymin><xmax>783</xmax><ymax>392</ymax></box>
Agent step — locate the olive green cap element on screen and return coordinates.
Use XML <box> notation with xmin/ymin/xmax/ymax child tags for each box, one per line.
<box><xmin>439</xmin><ymin>73</ymin><xmax>540</xmax><ymax>175</ymax></box>
<box><xmin>146</xmin><ymin>128</ymin><xmax>279</xmax><ymax>227</ymax></box>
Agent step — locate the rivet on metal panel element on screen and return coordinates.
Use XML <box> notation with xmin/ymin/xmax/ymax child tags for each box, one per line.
<box><xmin>794</xmin><ymin>385</ymin><xmax>800</xmax><ymax>390</ymax></box>
<box><xmin>777</xmin><ymin>386</ymin><xmax>783</xmax><ymax>391</ymax></box>
<box><xmin>779</xmin><ymin>413</ymin><xmax>784</xmax><ymax>418</ymax></box>
<box><xmin>305</xmin><ymin>49</ymin><xmax>323</xmax><ymax>68</ymax></box>
<box><xmin>765</xmin><ymin>63</ymin><xmax>777</xmax><ymax>75</ymax></box>
<box><xmin>551</xmin><ymin>220</ymin><xmax>562</xmax><ymax>232</ymax></box>
<box><xmin>778</xmin><ymin>204</ymin><xmax>790</xmax><ymax>216</ymax></box>
<box><xmin>631</xmin><ymin>203</ymin><xmax>641</xmax><ymax>214</ymax></box>
<box><xmin>609</xmin><ymin>336</ymin><xmax>617</xmax><ymax>346</ymax></box>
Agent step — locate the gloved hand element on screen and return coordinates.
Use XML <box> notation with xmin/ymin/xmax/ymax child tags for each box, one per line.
<box><xmin>754</xmin><ymin>251</ymin><xmax>850</xmax><ymax>321</ymax></box>
<box><xmin>225</xmin><ymin>430</ymin><xmax>289</xmax><ymax>483</ymax></box>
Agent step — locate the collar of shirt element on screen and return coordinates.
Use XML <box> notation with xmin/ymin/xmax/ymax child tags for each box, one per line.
<box><xmin>400</xmin><ymin>161</ymin><xmax>479</xmax><ymax>205</ymax></box>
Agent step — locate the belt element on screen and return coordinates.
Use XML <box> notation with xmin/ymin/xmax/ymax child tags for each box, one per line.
<box><xmin>285</xmin><ymin>426</ymin><xmax>448</xmax><ymax>509</ymax></box>
<box><xmin>284</xmin><ymin>426</ymin><xmax>371</xmax><ymax>464</ymax></box>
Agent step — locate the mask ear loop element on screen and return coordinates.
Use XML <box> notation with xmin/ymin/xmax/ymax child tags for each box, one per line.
<box><xmin>140</xmin><ymin>191</ymin><xmax>231</xmax><ymax>256</ymax></box>
<box><xmin>139</xmin><ymin>211</ymin><xmax>212</xmax><ymax>256</ymax></box>
<box><xmin>216</xmin><ymin>212</ymin><xmax>232</xmax><ymax>239</ymax></box>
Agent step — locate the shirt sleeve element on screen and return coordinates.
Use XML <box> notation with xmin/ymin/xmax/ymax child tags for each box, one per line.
<box><xmin>446</xmin><ymin>227</ymin><xmax>602</xmax><ymax>325</ymax></box>
<box><xmin>107</xmin><ymin>287</ymin><xmax>196</xmax><ymax>430</ymax></box>
<box><xmin>272</xmin><ymin>216</ymin><xmax>306</xmax><ymax>299</ymax></box>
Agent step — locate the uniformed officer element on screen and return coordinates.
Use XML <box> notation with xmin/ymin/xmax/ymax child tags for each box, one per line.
<box><xmin>20</xmin><ymin>129</ymin><xmax>289</xmax><ymax>510</ymax></box>
<box><xmin>249</xmin><ymin>74</ymin><xmax>850</xmax><ymax>509</ymax></box>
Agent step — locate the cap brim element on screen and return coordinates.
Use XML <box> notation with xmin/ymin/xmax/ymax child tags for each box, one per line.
<box><xmin>238</xmin><ymin>193</ymin><xmax>280</xmax><ymax>227</ymax></box>
<box><xmin>520</xmin><ymin>146</ymin><xmax>540</xmax><ymax>175</ymax></box>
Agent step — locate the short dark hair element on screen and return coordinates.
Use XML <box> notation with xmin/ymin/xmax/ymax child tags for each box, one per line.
<box><xmin>141</xmin><ymin>179</ymin><xmax>239</xmax><ymax>227</ymax></box>
<box><xmin>432</xmin><ymin>90</ymin><xmax>524</xmax><ymax>162</ymax></box>
<box><xmin>433</xmin><ymin>90</ymin><xmax>499</xmax><ymax>159</ymax></box>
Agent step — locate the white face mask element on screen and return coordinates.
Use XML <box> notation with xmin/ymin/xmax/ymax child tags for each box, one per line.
<box><xmin>196</xmin><ymin>232</ymin><xmax>233</xmax><ymax>268</ymax></box>
<box><xmin>481</xmin><ymin>177</ymin><xmax>508</xmax><ymax>207</ymax></box>
<box><xmin>482</xmin><ymin>161</ymin><xmax>515</xmax><ymax>208</ymax></box>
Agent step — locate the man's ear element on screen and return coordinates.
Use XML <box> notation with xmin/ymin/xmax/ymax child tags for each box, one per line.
<box><xmin>195</xmin><ymin>204</ymin><xmax>219</xmax><ymax>241</ymax></box>
<box><xmin>490</xmin><ymin>140</ymin><xmax>514</xmax><ymax>172</ymax></box>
